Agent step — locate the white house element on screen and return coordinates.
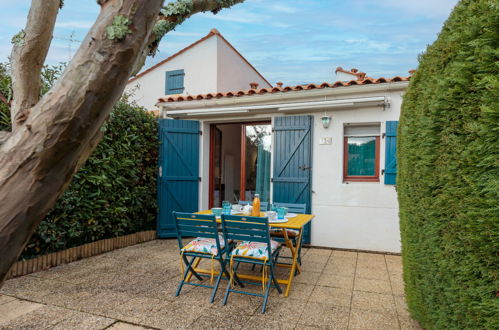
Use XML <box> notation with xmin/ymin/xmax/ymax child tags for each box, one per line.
<box><xmin>125</xmin><ymin>29</ymin><xmax>271</xmax><ymax>110</ymax></box>
<box><xmin>155</xmin><ymin>68</ymin><xmax>411</xmax><ymax>253</ymax></box>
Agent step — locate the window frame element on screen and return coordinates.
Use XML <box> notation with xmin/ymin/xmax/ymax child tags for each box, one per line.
<box><xmin>343</xmin><ymin>134</ymin><xmax>380</xmax><ymax>182</ymax></box>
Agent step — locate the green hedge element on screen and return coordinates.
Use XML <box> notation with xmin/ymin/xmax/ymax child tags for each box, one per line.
<box><xmin>22</xmin><ymin>99</ymin><xmax>158</xmax><ymax>258</ymax></box>
<box><xmin>397</xmin><ymin>0</ymin><xmax>498</xmax><ymax>329</ymax></box>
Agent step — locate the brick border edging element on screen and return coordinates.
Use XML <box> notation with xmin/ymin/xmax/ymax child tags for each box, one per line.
<box><xmin>5</xmin><ymin>230</ymin><xmax>156</xmax><ymax>280</ymax></box>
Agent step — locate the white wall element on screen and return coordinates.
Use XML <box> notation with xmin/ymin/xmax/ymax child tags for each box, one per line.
<box><xmin>125</xmin><ymin>36</ymin><xmax>218</xmax><ymax>110</ymax></box>
<box><xmin>310</xmin><ymin>91</ymin><xmax>403</xmax><ymax>253</ymax></box>
<box><xmin>125</xmin><ymin>34</ymin><xmax>271</xmax><ymax>111</ymax></box>
<box><xmin>191</xmin><ymin>87</ymin><xmax>404</xmax><ymax>253</ymax></box>
<box><xmin>217</xmin><ymin>37</ymin><xmax>271</xmax><ymax>91</ymax></box>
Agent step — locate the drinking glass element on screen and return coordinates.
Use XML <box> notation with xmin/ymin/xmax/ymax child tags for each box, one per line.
<box><xmin>222</xmin><ymin>201</ymin><xmax>231</xmax><ymax>215</ymax></box>
<box><xmin>277</xmin><ymin>207</ymin><xmax>286</xmax><ymax>220</ymax></box>
<box><xmin>212</xmin><ymin>207</ymin><xmax>222</xmax><ymax>217</ymax></box>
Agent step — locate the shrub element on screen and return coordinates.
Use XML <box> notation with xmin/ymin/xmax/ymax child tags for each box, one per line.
<box><xmin>22</xmin><ymin>99</ymin><xmax>158</xmax><ymax>258</ymax></box>
<box><xmin>397</xmin><ymin>0</ymin><xmax>498</xmax><ymax>329</ymax></box>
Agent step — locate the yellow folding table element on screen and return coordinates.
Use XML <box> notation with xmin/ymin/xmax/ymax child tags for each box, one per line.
<box><xmin>190</xmin><ymin>210</ymin><xmax>314</xmax><ymax>297</ymax></box>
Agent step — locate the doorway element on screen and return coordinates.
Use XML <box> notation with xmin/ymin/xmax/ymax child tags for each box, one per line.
<box><xmin>209</xmin><ymin>122</ymin><xmax>272</xmax><ymax>208</ymax></box>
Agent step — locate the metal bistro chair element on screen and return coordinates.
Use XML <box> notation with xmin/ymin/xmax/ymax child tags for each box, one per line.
<box><xmin>270</xmin><ymin>203</ymin><xmax>307</xmax><ymax>266</ymax></box>
<box><xmin>173</xmin><ymin>212</ymin><xmax>239</xmax><ymax>303</ymax></box>
<box><xmin>220</xmin><ymin>214</ymin><xmax>282</xmax><ymax>313</ymax></box>
<box><xmin>238</xmin><ymin>200</ymin><xmax>269</xmax><ymax>212</ymax></box>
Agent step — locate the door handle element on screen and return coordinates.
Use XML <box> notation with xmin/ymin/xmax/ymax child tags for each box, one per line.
<box><xmin>298</xmin><ymin>165</ymin><xmax>311</xmax><ymax>170</ymax></box>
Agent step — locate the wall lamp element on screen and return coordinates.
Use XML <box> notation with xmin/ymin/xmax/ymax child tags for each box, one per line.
<box><xmin>321</xmin><ymin>113</ymin><xmax>332</xmax><ymax>129</ymax></box>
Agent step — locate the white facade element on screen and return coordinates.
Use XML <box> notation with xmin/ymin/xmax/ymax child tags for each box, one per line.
<box><xmin>125</xmin><ymin>30</ymin><xmax>270</xmax><ymax>110</ymax></box>
<box><xmin>159</xmin><ymin>82</ymin><xmax>408</xmax><ymax>253</ymax></box>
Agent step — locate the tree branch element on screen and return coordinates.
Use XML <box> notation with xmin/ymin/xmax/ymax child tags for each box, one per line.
<box><xmin>131</xmin><ymin>0</ymin><xmax>245</xmax><ymax>76</ymax></box>
<box><xmin>10</xmin><ymin>0</ymin><xmax>60</xmax><ymax>130</ymax></box>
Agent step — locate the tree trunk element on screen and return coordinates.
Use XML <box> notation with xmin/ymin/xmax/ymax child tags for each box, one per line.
<box><xmin>0</xmin><ymin>0</ymin><xmax>163</xmax><ymax>285</ymax></box>
<box><xmin>0</xmin><ymin>0</ymin><xmax>245</xmax><ymax>287</ymax></box>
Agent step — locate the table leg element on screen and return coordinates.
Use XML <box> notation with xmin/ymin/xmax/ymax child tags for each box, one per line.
<box><xmin>282</xmin><ymin>228</ymin><xmax>303</xmax><ymax>297</ymax></box>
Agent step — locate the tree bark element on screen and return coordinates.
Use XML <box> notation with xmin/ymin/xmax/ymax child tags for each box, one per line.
<box><xmin>0</xmin><ymin>0</ymin><xmax>245</xmax><ymax>286</ymax></box>
<box><xmin>10</xmin><ymin>0</ymin><xmax>60</xmax><ymax>129</ymax></box>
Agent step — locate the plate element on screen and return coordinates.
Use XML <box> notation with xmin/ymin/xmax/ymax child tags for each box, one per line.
<box><xmin>269</xmin><ymin>218</ymin><xmax>288</xmax><ymax>224</ymax></box>
<box><xmin>285</xmin><ymin>213</ymin><xmax>298</xmax><ymax>218</ymax></box>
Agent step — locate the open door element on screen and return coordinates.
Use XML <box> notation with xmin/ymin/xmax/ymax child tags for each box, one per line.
<box><xmin>157</xmin><ymin>119</ymin><xmax>201</xmax><ymax>238</ymax></box>
<box><xmin>272</xmin><ymin>116</ymin><xmax>313</xmax><ymax>244</ymax></box>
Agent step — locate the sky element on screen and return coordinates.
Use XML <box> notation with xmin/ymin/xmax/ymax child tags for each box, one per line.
<box><xmin>0</xmin><ymin>0</ymin><xmax>459</xmax><ymax>86</ymax></box>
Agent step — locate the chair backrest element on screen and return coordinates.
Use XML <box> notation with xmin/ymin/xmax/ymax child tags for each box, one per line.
<box><xmin>238</xmin><ymin>200</ymin><xmax>269</xmax><ymax>211</ymax></box>
<box><xmin>220</xmin><ymin>214</ymin><xmax>272</xmax><ymax>259</ymax></box>
<box><xmin>172</xmin><ymin>212</ymin><xmax>221</xmax><ymax>252</ymax></box>
<box><xmin>272</xmin><ymin>202</ymin><xmax>307</xmax><ymax>214</ymax></box>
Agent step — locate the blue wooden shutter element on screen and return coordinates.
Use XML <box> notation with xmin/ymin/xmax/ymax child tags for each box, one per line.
<box><xmin>157</xmin><ymin>119</ymin><xmax>200</xmax><ymax>237</ymax></box>
<box><xmin>384</xmin><ymin>121</ymin><xmax>398</xmax><ymax>185</ymax></box>
<box><xmin>165</xmin><ymin>69</ymin><xmax>185</xmax><ymax>95</ymax></box>
<box><xmin>272</xmin><ymin>116</ymin><xmax>313</xmax><ymax>244</ymax></box>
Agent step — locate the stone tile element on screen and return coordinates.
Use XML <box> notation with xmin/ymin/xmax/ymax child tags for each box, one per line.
<box><xmin>294</xmin><ymin>324</ymin><xmax>322</xmax><ymax>330</ymax></box>
<box><xmin>309</xmin><ymin>286</ymin><xmax>352</xmax><ymax>307</ymax></box>
<box><xmin>355</xmin><ymin>265</ymin><xmax>389</xmax><ymax>280</ymax></box>
<box><xmin>139</xmin><ymin>301</ymin><xmax>209</xmax><ymax>329</ymax></box>
<box><xmin>394</xmin><ymin>295</ymin><xmax>411</xmax><ymax>319</ymax></box>
<box><xmin>317</xmin><ymin>274</ymin><xmax>354</xmax><ymax>290</ymax></box>
<box><xmin>0</xmin><ymin>276</ymin><xmax>60</xmax><ymax>301</ymax></box>
<box><xmin>0</xmin><ymin>299</ymin><xmax>44</xmax><ymax>325</ymax></box>
<box><xmin>0</xmin><ymin>304</ymin><xmax>72</xmax><ymax>329</ymax></box>
<box><xmin>357</xmin><ymin>252</ymin><xmax>386</xmax><ymax>263</ymax></box>
<box><xmin>356</xmin><ymin>258</ymin><xmax>387</xmax><ymax>270</ymax></box>
<box><xmin>332</xmin><ymin>250</ymin><xmax>358</xmax><ymax>259</ymax></box>
<box><xmin>349</xmin><ymin>308</ymin><xmax>399</xmax><ymax>330</ymax></box>
<box><xmin>53</xmin><ymin>311</ymin><xmax>115</xmax><ymax>329</ymax></box>
<box><xmin>399</xmin><ymin>317</ymin><xmax>422</xmax><ymax>330</ymax></box>
<box><xmin>0</xmin><ymin>294</ymin><xmax>16</xmax><ymax>305</ymax></box>
<box><xmin>76</xmin><ymin>291</ymin><xmax>133</xmax><ymax>318</ymax></box>
<box><xmin>385</xmin><ymin>255</ymin><xmax>402</xmax><ymax>273</ymax></box>
<box><xmin>293</xmin><ymin>271</ymin><xmax>321</xmax><ymax>285</ymax></box>
<box><xmin>354</xmin><ymin>278</ymin><xmax>392</xmax><ymax>294</ymax></box>
<box><xmin>107</xmin><ymin>321</ymin><xmax>148</xmax><ymax>330</ymax></box>
<box><xmin>242</xmin><ymin>317</ymin><xmax>296</xmax><ymax>330</ymax></box>
<box><xmin>300</xmin><ymin>260</ymin><xmax>327</xmax><ymax>273</ymax></box>
<box><xmin>281</xmin><ymin>283</ymin><xmax>315</xmax><ymax>301</ymax></box>
<box><xmin>351</xmin><ymin>291</ymin><xmax>396</xmax><ymax>315</ymax></box>
<box><xmin>193</xmin><ymin>304</ymin><xmax>255</xmax><ymax>329</ymax></box>
<box><xmin>306</xmin><ymin>248</ymin><xmax>333</xmax><ymax>257</ymax></box>
<box><xmin>298</xmin><ymin>301</ymin><xmax>349</xmax><ymax>328</ymax></box>
<box><xmin>248</xmin><ymin>298</ymin><xmax>306</xmax><ymax>324</ymax></box>
<box><xmin>324</xmin><ymin>263</ymin><xmax>355</xmax><ymax>277</ymax></box>
<box><xmin>389</xmin><ymin>276</ymin><xmax>406</xmax><ymax>297</ymax></box>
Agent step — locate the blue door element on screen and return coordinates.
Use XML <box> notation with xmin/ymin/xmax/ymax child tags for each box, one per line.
<box><xmin>157</xmin><ymin>119</ymin><xmax>200</xmax><ymax>238</ymax></box>
<box><xmin>272</xmin><ymin>116</ymin><xmax>313</xmax><ymax>244</ymax></box>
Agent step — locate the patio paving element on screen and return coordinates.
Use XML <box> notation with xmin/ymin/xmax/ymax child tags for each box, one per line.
<box><xmin>0</xmin><ymin>240</ymin><xmax>421</xmax><ymax>329</ymax></box>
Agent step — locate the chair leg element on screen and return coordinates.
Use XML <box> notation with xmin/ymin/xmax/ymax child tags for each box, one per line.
<box><xmin>210</xmin><ymin>260</ymin><xmax>225</xmax><ymax>303</ymax></box>
<box><xmin>269</xmin><ymin>264</ymin><xmax>282</xmax><ymax>294</ymax></box>
<box><xmin>175</xmin><ymin>256</ymin><xmax>198</xmax><ymax>297</ymax></box>
<box><xmin>261</xmin><ymin>266</ymin><xmax>273</xmax><ymax>314</ymax></box>
<box><xmin>182</xmin><ymin>255</ymin><xmax>204</xmax><ymax>281</ymax></box>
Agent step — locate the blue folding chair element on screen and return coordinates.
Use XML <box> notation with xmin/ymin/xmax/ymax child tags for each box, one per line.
<box><xmin>270</xmin><ymin>203</ymin><xmax>307</xmax><ymax>265</ymax></box>
<box><xmin>173</xmin><ymin>212</ymin><xmax>238</xmax><ymax>303</ymax></box>
<box><xmin>220</xmin><ymin>214</ymin><xmax>282</xmax><ymax>313</ymax></box>
<box><xmin>238</xmin><ymin>200</ymin><xmax>269</xmax><ymax>212</ymax></box>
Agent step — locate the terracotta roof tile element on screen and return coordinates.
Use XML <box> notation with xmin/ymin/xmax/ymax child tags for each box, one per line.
<box><xmin>158</xmin><ymin>73</ymin><xmax>413</xmax><ymax>104</ymax></box>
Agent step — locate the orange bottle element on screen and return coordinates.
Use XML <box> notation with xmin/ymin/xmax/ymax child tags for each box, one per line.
<box><xmin>251</xmin><ymin>193</ymin><xmax>261</xmax><ymax>216</ymax></box>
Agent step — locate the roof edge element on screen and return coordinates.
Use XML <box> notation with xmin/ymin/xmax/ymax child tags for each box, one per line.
<box><xmin>127</xmin><ymin>30</ymin><xmax>218</xmax><ymax>84</ymax></box>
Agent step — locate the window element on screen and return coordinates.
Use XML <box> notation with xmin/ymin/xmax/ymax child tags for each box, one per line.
<box><xmin>343</xmin><ymin>124</ymin><xmax>380</xmax><ymax>182</ymax></box>
<box><xmin>165</xmin><ymin>69</ymin><xmax>184</xmax><ymax>95</ymax></box>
